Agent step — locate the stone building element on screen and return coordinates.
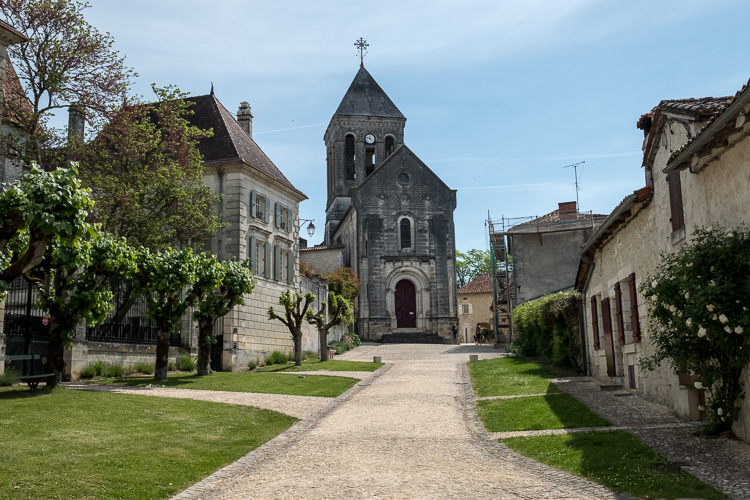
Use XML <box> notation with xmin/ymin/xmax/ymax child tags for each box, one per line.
<box><xmin>314</xmin><ymin>64</ymin><xmax>458</xmax><ymax>340</ymax></box>
<box><xmin>0</xmin><ymin>20</ymin><xmax>27</xmax><ymax>184</ymax></box>
<box><xmin>457</xmin><ymin>273</ymin><xmax>493</xmax><ymax>344</ymax></box>
<box><xmin>505</xmin><ymin>202</ymin><xmax>606</xmax><ymax>305</ymax></box>
<box><xmin>575</xmin><ymin>92</ymin><xmax>750</xmax><ymax>437</ymax></box>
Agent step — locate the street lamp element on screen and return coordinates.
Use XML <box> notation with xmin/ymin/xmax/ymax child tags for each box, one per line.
<box><xmin>299</xmin><ymin>219</ymin><xmax>315</xmax><ymax>238</ymax></box>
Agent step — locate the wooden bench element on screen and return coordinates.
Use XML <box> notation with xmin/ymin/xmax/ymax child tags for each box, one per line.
<box><xmin>3</xmin><ymin>354</ymin><xmax>54</xmax><ymax>389</ymax></box>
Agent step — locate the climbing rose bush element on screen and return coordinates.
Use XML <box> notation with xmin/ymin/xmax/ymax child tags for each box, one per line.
<box><xmin>640</xmin><ymin>225</ymin><xmax>750</xmax><ymax>432</ymax></box>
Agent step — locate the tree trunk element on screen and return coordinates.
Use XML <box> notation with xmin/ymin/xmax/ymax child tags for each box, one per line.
<box><xmin>46</xmin><ymin>321</ymin><xmax>65</xmax><ymax>387</ymax></box>
<box><xmin>154</xmin><ymin>329</ymin><xmax>170</xmax><ymax>382</ymax></box>
<box><xmin>319</xmin><ymin>327</ymin><xmax>329</xmax><ymax>361</ymax></box>
<box><xmin>294</xmin><ymin>330</ymin><xmax>303</xmax><ymax>366</ymax></box>
<box><xmin>196</xmin><ymin>320</ymin><xmax>214</xmax><ymax>376</ymax></box>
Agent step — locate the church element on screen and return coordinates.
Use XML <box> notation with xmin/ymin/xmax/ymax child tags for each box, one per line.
<box><xmin>302</xmin><ymin>62</ymin><xmax>458</xmax><ymax>341</ymax></box>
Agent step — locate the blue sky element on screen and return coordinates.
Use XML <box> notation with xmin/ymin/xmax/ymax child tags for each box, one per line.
<box><xmin>72</xmin><ymin>0</ymin><xmax>750</xmax><ymax>253</ymax></box>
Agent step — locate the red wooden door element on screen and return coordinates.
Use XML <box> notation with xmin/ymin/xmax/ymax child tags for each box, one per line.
<box><xmin>395</xmin><ymin>279</ymin><xmax>416</xmax><ymax>328</ymax></box>
<box><xmin>601</xmin><ymin>297</ymin><xmax>617</xmax><ymax>377</ymax></box>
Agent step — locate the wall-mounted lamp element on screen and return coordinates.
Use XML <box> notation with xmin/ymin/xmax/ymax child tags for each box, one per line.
<box><xmin>299</xmin><ymin>218</ymin><xmax>316</xmax><ymax>238</ymax></box>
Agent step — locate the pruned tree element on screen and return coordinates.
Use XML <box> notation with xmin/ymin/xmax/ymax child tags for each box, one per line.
<box><xmin>32</xmin><ymin>231</ymin><xmax>134</xmax><ymax>385</ymax></box>
<box><xmin>268</xmin><ymin>290</ymin><xmax>315</xmax><ymax>366</ymax></box>
<box><xmin>77</xmin><ymin>85</ymin><xmax>220</xmax><ymax>250</ymax></box>
<box><xmin>0</xmin><ymin>164</ymin><xmax>92</xmax><ymax>299</ymax></box>
<box><xmin>0</xmin><ymin>0</ymin><xmax>135</xmax><ymax>166</ymax></box>
<box><xmin>132</xmin><ymin>247</ymin><xmax>198</xmax><ymax>381</ymax></box>
<box><xmin>190</xmin><ymin>257</ymin><xmax>256</xmax><ymax>376</ymax></box>
<box><xmin>307</xmin><ymin>292</ymin><xmax>354</xmax><ymax>361</ymax></box>
<box><xmin>324</xmin><ymin>267</ymin><xmax>361</xmax><ymax>302</ymax></box>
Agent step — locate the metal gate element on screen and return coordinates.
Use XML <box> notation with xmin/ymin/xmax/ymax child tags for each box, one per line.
<box><xmin>210</xmin><ymin>316</ymin><xmax>224</xmax><ymax>372</ymax></box>
<box><xmin>2</xmin><ymin>278</ymin><xmax>50</xmax><ymax>375</ymax></box>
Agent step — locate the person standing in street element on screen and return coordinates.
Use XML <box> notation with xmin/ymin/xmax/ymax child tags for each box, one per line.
<box><xmin>451</xmin><ymin>324</ymin><xmax>457</xmax><ymax>344</ymax></box>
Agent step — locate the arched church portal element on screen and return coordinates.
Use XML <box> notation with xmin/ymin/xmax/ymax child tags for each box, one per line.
<box><xmin>394</xmin><ymin>279</ymin><xmax>417</xmax><ymax>328</ymax></box>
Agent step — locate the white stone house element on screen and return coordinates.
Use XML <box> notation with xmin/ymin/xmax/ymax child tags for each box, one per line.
<box><xmin>574</xmin><ymin>88</ymin><xmax>750</xmax><ymax>440</ymax></box>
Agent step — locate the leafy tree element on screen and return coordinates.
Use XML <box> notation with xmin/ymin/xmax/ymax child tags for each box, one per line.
<box><xmin>268</xmin><ymin>290</ymin><xmax>315</xmax><ymax>366</ymax></box>
<box><xmin>132</xmin><ymin>247</ymin><xmax>198</xmax><ymax>381</ymax></box>
<box><xmin>456</xmin><ymin>249</ymin><xmax>491</xmax><ymax>287</ymax></box>
<box><xmin>32</xmin><ymin>231</ymin><xmax>133</xmax><ymax>386</ymax></box>
<box><xmin>190</xmin><ymin>257</ymin><xmax>256</xmax><ymax>376</ymax></box>
<box><xmin>0</xmin><ymin>0</ymin><xmax>135</xmax><ymax>166</ymax></box>
<box><xmin>0</xmin><ymin>164</ymin><xmax>92</xmax><ymax>299</ymax></box>
<box><xmin>77</xmin><ymin>85</ymin><xmax>221</xmax><ymax>250</ymax></box>
<box><xmin>324</xmin><ymin>267</ymin><xmax>361</xmax><ymax>302</ymax></box>
<box><xmin>307</xmin><ymin>292</ymin><xmax>354</xmax><ymax>361</ymax></box>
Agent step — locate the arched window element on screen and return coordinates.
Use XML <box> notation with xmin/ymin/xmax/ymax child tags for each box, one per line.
<box><xmin>385</xmin><ymin>136</ymin><xmax>395</xmax><ymax>157</ymax></box>
<box><xmin>400</xmin><ymin>218</ymin><xmax>411</xmax><ymax>249</ymax></box>
<box><xmin>345</xmin><ymin>134</ymin><xmax>355</xmax><ymax>180</ymax></box>
<box><xmin>365</xmin><ymin>147</ymin><xmax>375</xmax><ymax>177</ymax></box>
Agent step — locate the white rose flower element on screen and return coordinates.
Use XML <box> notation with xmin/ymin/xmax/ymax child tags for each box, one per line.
<box><xmin>686</xmin><ymin>318</ymin><xmax>693</xmax><ymax>327</ymax></box>
<box><xmin>651</xmin><ymin>280</ymin><xmax>658</xmax><ymax>288</ymax></box>
<box><xmin>707</xmin><ymin>304</ymin><xmax>715</xmax><ymax>312</ymax></box>
<box><xmin>719</xmin><ymin>314</ymin><xmax>729</xmax><ymax>324</ymax></box>
<box><xmin>669</xmin><ymin>305</ymin><xmax>677</xmax><ymax>313</ymax></box>
<box><xmin>717</xmin><ymin>407</ymin><xmax>723</xmax><ymax>416</ymax></box>
<box><xmin>728</xmin><ymin>231</ymin><xmax>735</xmax><ymax>238</ymax></box>
<box><xmin>707</xmin><ymin>226</ymin><xmax>713</xmax><ymax>232</ymax></box>
<box><xmin>725</xmin><ymin>326</ymin><xmax>732</xmax><ymax>333</ymax></box>
<box><xmin>685</xmin><ymin>292</ymin><xmax>690</xmax><ymax>299</ymax></box>
<box><xmin>694</xmin><ymin>381</ymin><xmax>703</xmax><ymax>389</ymax></box>
<box><xmin>698</xmin><ymin>327</ymin><xmax>707</xmax><ymax>337</ymax></box>
<box><xmin>651</xmin><ymin>295</ymin><xmax>658</xmax><ymax>302</ymax></box>
<box><xmin>735</xmin><ymin>326</ymin><xmax>744</xmax><ymax>334</ymax></box>
<box><xmin>713</xmin><ymin>314</ymin><xmax>718</xmax><ymax>321</ymax></box>
<box><xmin>677</xmin><ymin>311</ymin><xmax>683</xmax><ymax>318</ymax></box>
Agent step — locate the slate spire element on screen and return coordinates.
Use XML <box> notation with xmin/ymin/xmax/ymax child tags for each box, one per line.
<box><xmin>334</xmin><ymin>65</ymin><xmax>405</xmax><ymax>119</ymax></box>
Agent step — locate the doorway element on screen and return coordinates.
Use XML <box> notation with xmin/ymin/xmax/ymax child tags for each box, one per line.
<box><xmin>394</xmin><ymin>279</ymin><xmax>416</xmax><ymax>328</ymax></box>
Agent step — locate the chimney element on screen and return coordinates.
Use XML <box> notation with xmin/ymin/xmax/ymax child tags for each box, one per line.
<box><xmin>558</xmin><ymin>201</ymin><xmax>577</xmax><ymax>221</ymax></box>
<box><xmin>67</xmin><ymin>104</ymin><xmax>85</xmax><ymax>143</ymax></box>
<box><xmin>237</xmin><ymin>101</ymin><xmax>253</xmax><ymax>137</ymax></box>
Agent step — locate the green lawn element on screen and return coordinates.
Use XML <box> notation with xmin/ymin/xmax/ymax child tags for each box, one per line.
<box><xmin>0</xmin><ymin>387</ymin><xmax>296</xmax><ymax>499</ymax></box>
<box><xmin>468</xmin><ymin>356</ymin><xmax>565</xmax><ymax>397</ymax></box>
<box><xmin>98</xmin><ymin>371</ymin><xmax>359</xmax><ymax>398</ymax></box>
<box><xmin>502</xmin><ymin>431</ymin><xmax>727</xmax><ymax>499</ymax></box>
<box><xmin>256</xmin><ymin>359</ymin><xmax>383</xmax><ymax>373</ymax></box>
<box><xmin>477</xmin><ymin>394</ymin><xmax>611</xmax><ymax>432</ymax></box>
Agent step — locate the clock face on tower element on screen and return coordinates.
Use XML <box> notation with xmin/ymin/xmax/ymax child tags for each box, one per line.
<box><xmin>364</xmin><ymin>133</ymin><xmax>376</xmax><ymax>144</ymax></box>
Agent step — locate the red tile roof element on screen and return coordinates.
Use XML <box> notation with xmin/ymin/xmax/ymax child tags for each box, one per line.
<box><xmin>457</xmin><ymin>273</ymin><xmax>492</xmax><ymax>294</ymax></box>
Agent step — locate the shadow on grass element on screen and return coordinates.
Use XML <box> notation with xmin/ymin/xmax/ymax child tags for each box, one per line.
<box><xmin>0</xmin><ymin>385</ymin><xmax>55</xmax><ymax>400</ymax></box>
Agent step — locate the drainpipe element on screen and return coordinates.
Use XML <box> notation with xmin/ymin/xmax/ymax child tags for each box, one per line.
<box><xmin>581</xmin><ymin>291</ymin><xmax>591</xmax><ymax>376</ymax></box>
<box><xmin>217</xmin><ymin>171</ymin><xmax>224</xmax><ymax>261</ymax></box>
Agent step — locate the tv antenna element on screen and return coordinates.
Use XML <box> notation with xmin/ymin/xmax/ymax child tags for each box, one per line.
<box><xmin>563</xmin><ymin>161</ymin><xmax>585</xmax><ymax>211</ymax></box>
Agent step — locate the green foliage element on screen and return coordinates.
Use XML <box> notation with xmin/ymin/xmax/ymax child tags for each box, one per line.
<box><xmin>640</xmin><ymin>225</ymin><xmax>750</xmax><ymax>432</ymax></box>
<box><xmin>0</xmin><ymin>164</ymin><xmax>94</xmax><ymax>299</ymax></box>
<box><xmin>175</xmin><ymin>354</ymin><xmax>196</xmax><ymax>372</ymax></box>
<box><xmin>456</xmin><ymin>248</ymin><xmax>491</xmax><ymax>287</ymax></box>
<box><xmin>0</xmin><ymin>366</ymin><xmax>20</xmax><ymax>387</ymax></box>
<box><xmin>512</xmin><ymin>291</ymin><xmax>583</xmax><ymax>371</ymax></box>
<box><xmin>303</xmin><ymin>350</ymin><xmax>321</xmax><ymax>361</ymax></box>
<box><xmin>0</xmin><ymin>0</ymin><xmax>135</xmax><ymax>165</ymax></box>
<box><xmin>264</xmin><ymin>350</ymin><xmax>289</xmax><ymax>365</ymax></box>
<box><xmin>324</xmin><ymin>267</ymin><xmax>361</xmax><ymax>301</ymax></box>
<box><xmin>247</xmin><ymin>360</ymin><xmax>258</xmax><ymax>370</ymax></box>
<box><xmin>134</xmin><ymin>361</ymin><xmax>154</xmax><ymax>375</ymax></box>
<box><xmin>328</xmin><ymin>332</ymin><xmax>360</xmax><ymax>355</ymax></box>
<box><xmin>78</xmin><ymin>85</ymin><xmax>221</xmax><ymax>250</ymax></box>
<box><xmin>102</xmin><ymin>363</ymin><xmax>124</xmax><ymax>378</ymax></box>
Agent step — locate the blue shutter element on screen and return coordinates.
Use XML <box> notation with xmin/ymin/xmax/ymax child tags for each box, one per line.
<box><xmin>264</xmin><ymin>242</ymin><xmax>272</xmax><ymax>278</ymax></box>
<box><xmin>287</xmin><ymin>250</ymin><xmax>295</xmax><ymax>285</ymax></box>
<box><xmin>250</xmin><ymin>190</ymin><xmax>257</xmax><ymax>219</ymax></box>
<box><xmin>274</xmin><ymin>245</ymin><xmax>281</xmax><ymax>280</ymax></box>
<box><xmin>265</xmin><ymin>197</ymin><xmax>271</xmax><ymax>223</ymax></box>
<box><xmin>288</xmin><ymin>209</ymin><xmax>294</xmax><ymax>234</ymax></box>
<box><xmin>275</xmin><ymin>203</ymin><xmax>281</xmax><ymax>228</ymax></box>
<box><xmin>249</xmin><ymin>238</ymin><xmax>257</xmax><ymax>275</ymax></box>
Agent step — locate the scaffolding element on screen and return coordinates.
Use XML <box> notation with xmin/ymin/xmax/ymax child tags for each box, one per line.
<box><xmin>487</xmin><ymin>213</ymin><xmax>526</xmax><ymax>343</ymax></box>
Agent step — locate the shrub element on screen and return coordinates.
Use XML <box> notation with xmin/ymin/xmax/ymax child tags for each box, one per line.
<box><xmin>122</xmin><ymin>365</ymin><xmax>136</xmax><ymax>376</ymax></box>
<box><xmin>512</xmin><ymin>291</ymin><xmax>583</xmax><ymax>371</ymax></box>
<box><xmin>247</xmin><ymin>360</ymin><xmax>258</xmax><ymax>370</ymax></box>
<box><xmin>264</xmin><ymin>350</ymin><xmax>288</xmax><ymax>365</ymax></box>
<box><xmin>135</xmin><ymin>361</ymin><xmax>154</xmax><ymax>375</ymax></box>
<box><xmin>0</xmin><ymin>366</ymin><xmax>20</xmax><ymax>386</ymax></box>
<box><xmin>79</xmin><ymin>363</ymin><xmax>98</xmax><ymax>379</ymax></box>
<box><xmin>91</xmin><ymin>360</ymin><xmax>106</xmax><ymax>376</ymax></box>
<box><xmin>103</xmin><ymin>363</ymin><xmax>124</xmax><ymax>378</ymax></box>
<box><xmin>303</xmin><ymin>350</ymin><xmax>320</xmax><ymax>361</ymax></box>
<box><xmin>167</xmin><ymin>360</ymin><xmax>176</xmax><ymax>371</ymax></box>
<box><xmin>175</xmin><ymin>354</ymin><xmax>196</xmax><ymax>372</ymax></box>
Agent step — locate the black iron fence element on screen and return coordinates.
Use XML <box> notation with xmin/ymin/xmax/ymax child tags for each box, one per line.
<box><xmin>3</xmin><ymin>278</ymin><xmax>49</xmax><ymax>375</ymax></box>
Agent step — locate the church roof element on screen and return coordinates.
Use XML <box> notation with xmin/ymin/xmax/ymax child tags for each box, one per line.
<box><xmin>334</xmin><ymin>65</ymin><xmax>405</xmax><ymax>119</ymax></box>
<box><xmin>356</xmin><ymin>144</ymin><xmax>454</xmax><ymax>195</ymax></box>
<box><xmin>186</xmin><ymin>93</ymin><xmax>306</xmax><ymax>199</ymax></box>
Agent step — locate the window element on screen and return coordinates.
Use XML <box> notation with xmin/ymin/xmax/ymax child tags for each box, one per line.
<box><xmin>345</xmin><ymin>134</ymin><xmax>355</xmax><ymax>180</ymax></box>
<box><xmin>667</xmin><ymin>170</ymin><xmax>684</xmax><ymax>234</ymax></box>
<box><xmin>400</xmin><ymin>218</ymin><xmax>411</xmax><ymax>249</ymax></box>
<box><xmin>365</xmin><ymin>147</ymin><xmax>375</xmax><ymax>177</ymax></box>
<box><xmin>397</xmin><ymin>172</ymin><xmax>409</xmax><ymax>184</ymax></box>
<box><xmin>461</xmin><ymin>304</ymin><xmax>472</xmax><ymax>315</ymax></box>
<box><xmin>590</xmin><ymin>295</ymin><xmax>600</xmax><ymax>350</ymax></box>
<box><xmin>385</xmin><ymin>136</ymin><xmax>395</xmax><ymax>157</ymax></box>
<box><xmin>275</xmin><ymin>203</ymin><xmax>291</xmax><ymax>232</ymax></box>
<box><xmin>250</xmin><ymin>190</ymin><xmax>270</xmax><ymax>222</ymax></box>
<box><xmin>249</xmin><ymin>237</ymin><xmax>265</xmax><ymax>276</ymax></box>
<box><xmin>628</xmin><ymin>273</ymin><xmax>641</xmax><ymax>342</ymax></box>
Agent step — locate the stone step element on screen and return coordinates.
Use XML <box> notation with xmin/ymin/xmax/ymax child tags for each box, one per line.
<box><xmin>378</xmin><ymin>332</ymin><xmax>453</xmax><ymax>344</ymax></box>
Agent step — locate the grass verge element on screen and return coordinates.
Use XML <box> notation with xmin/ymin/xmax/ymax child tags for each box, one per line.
<box><xmin>255</xmin><ymin>359</ymin><xmax>383</xmax><ymax>373</ymax></box>
<box><xmin>502</xmin><ymin>431</ymin><xmax>727</xmax><ymax>499</ymax></box>
<box><xmin>468</xmin><ymin>356</ymin><xmax>566</xmax><ymax>397</ymax></box>
<box><xmin>0</xmin><ymin>387</ymin><xmax>296</xmax><ymax>499</ymax></box>
<box><xmin>97</xmin><ymin>371</ymin><xmax>358</xmax><ymax>397</ymax></box>
<box><xmin>477</xmin><ymin>394</ymin><xmax>610</xmax><ymax>432</ymax></box>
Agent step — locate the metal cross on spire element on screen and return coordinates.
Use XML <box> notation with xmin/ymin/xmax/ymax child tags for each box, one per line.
<box><xmin>355</xmin><ymin>37</ymin><xmax>369</xmax><ymax>66</ymax></box>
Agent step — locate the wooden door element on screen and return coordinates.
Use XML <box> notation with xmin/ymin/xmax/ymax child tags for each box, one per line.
<box><xmin>395</xmin><ymin>279</ymin><xmax>416</xmax><ymax>328</ymax></box>
<box><xmin>601</xmin><ymin>297</ymin><xmax>617</xmax><ymax>377</ymax></box>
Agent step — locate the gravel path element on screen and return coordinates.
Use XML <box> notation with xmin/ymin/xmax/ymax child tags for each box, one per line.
<box><xmin>173</xmin><ymin>344</ymin><xmax>620</xmax><ymax>500</ymax></box>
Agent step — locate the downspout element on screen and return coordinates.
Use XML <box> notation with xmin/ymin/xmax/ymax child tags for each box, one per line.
<box><xmin>217</xmin><ymin>171</ymin><xmax>224</xmax><ymax>261</ymax></box>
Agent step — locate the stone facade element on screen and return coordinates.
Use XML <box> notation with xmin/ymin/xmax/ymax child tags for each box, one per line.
<box><xmin>457</xmin><ymin>273</ymin><xmax>493</xmax><ymax>344</ymax></box>
<box><xmin>575</xmin><ymin>92</ymin><xmax>750</xmax><ymax>438</ymax></box>
<box><xmin>299</xmin><ymin>245</ymin><xmax>345</xmax><ymax>275</ymax></box>
<box><xmin>320</xmin><ymin>65</ymin><xmax>458</xmax><ymax>341</ymax></box>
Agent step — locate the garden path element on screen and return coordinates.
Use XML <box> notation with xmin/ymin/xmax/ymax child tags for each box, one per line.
<box><xmin>173</xmin><ymin>344</ymin><xmax>619</xmax><ymax>500</ymax></box>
